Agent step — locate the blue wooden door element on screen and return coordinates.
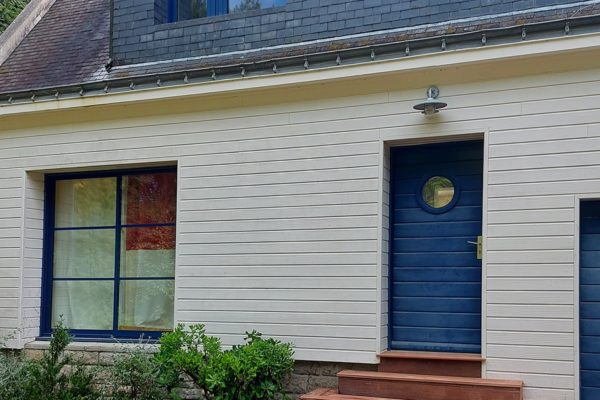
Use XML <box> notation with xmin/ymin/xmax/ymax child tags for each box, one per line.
<box><xmin>390</xmin><ymin>141</ymin><xmax>483</xmax><ymax>353</ymax></box>
<box><xmin>580</xmin><ymin>201</ymin><xmax>600</xmax><ymax>400</ymax></box>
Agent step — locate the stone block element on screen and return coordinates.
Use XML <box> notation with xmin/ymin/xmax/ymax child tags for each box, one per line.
<box><xmin>307</xmin><ymin>374</ymin><xmax>338</xmax><ymax>390</ymax></box>
<box><xmin>98</xmin><ymin>352</ymin><xmax>118</xmax><ymax>366</ymax></box>
<box><xmin>65</xmin><ymin>350</ymin><xmax>99</xmax><ymax>365</ymax></box>
<box><xmin>294</xmin><ymin>361</ymin><xmax>318</xmax><ymax>375</ymax></box>
<box><xmin>286</xmin><ymin>373</ymin><xmax>310</xmax><ymax>394</ymax></box>
<box><xmin>315</xmin><ymin>362</ymin><xmax>347</xmax><ymax>376</ymax></box>
<box><xmin>23</xmin><ymin>348</ymin><xmax>44</xmax><ymax>361</ymax></box>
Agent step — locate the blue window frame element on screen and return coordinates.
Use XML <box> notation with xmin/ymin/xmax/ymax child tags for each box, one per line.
<box><xmin>167</xmin><ymin>0</ymin><xmax>286</xmax><ymax>22</ymax></box>
<box><xmin>41</xmin><ymin>167</ymin><xmax>177</xmax><ymax>340</ymax></box>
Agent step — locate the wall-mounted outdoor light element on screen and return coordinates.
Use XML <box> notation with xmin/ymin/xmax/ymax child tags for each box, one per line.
<box><xmin>413</xmin><ymin>86</ymin><xmax>447</xmax><ymax>116</ymax></box>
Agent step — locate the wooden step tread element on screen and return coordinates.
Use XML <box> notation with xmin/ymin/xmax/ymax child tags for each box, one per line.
<box><xmin>378</xmin><ymin>351</ymin><xmax>484</xmax><ymax>362</ymax></box>
<box><xmin>301</xmin><ymin>388</ymin><xmax>402</xmax><ymax>400</ymax></box>
<box><xmin>338</xmin><ymin>370</ymin><xmax>522</xmax><ymax>388</ymax></box>
<box><xmin>301</xmin><ymin>388</ymin><xmax>337</xmax><ymax>399</ymax></box>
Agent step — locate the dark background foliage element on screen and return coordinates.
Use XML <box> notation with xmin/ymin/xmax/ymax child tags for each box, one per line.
<box><xmin>0</xmin><ymin>0</ymin><xmax>29</xmax><ymax>33</ymax></box>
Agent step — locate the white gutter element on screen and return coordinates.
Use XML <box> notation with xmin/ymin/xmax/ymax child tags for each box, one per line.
<box><xmin>1</xmin><ymin>32</ymin><xmax>600</xmax><ymax>117</ymax></box>
<box><xmin>0</xmin><ymin>0</ymin><xmax>57</xmax><ymax>66</ymax></box>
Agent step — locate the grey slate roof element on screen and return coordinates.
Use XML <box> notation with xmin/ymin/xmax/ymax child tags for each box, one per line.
<box><xmin>111</xmin><ymin>0</ymin><xmax>600</xmax><ymax>66</ymax></box>
<box><xmin>1</xmin><ymin>0</ymin><xmax>600</xmax><ymax>98</ymax></box>
<box><xmin>0</xmin><ymin>0</ymin><xmax>110</xmax><ymax>94</ymax></box>
<box><xmin>109</xmin><ymin>5</ymin><xmax>600</xmax><ymax>79</ymax></box>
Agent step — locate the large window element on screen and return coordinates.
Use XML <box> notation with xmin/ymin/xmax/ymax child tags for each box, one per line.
<box><xmin>168</xmin><ymin>0</ymin><xmax>286</xmax><ymax>22</ymax></box>
<box><xmin>41</xmin><ymin>168</ymin><xmax>177</xmax><ymax>339</ymax></box>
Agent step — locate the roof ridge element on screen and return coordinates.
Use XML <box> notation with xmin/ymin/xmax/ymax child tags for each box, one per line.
<box><xmin>0</xmin><ymin>0</ymin><xmax>57</xmax><ymax>66</ymax></box>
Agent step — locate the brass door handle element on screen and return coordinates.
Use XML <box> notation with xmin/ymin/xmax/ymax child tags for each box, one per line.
<box><xmin>467</xmin><ymin>236</ymin><xmax>483</xmax><ymax>260</ymax></box>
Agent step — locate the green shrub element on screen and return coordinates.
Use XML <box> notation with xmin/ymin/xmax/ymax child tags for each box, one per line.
<box><xmin>205</xmin><ymin>330</ymin><xmax>295</xmax><ymax>400</ymax></box>
<box><xmin>23</xmin><ymin>321</ymin><xmax>99</xmax><ymax>400</ymax></box>
<box><xmin>1</xmin><ymin>331</ymin><xmax>31</xmax><ymax>399</ymax></box>
<box><xmin>156</xmin><ymin>324</ymin><xmax>295</xmax><ymax>400</ymax></box>
<box><xmin>154</xmin><ymin>324</ymin><xmax>223</xmax><ymax>398</ymax></box>
<box><xmin>101</xmin><ymin>344</ymin><xmax>171</xmax><ymax>400</ymax></box>
<box><xmin>0</xmin><ymin>347</ymin><xmax>31</xmax><ymax>400</ymax></box>
<box><xmin>0</xmin><ymin>321</ymin><xmax>99</xmax><ymax>400</ymax></box>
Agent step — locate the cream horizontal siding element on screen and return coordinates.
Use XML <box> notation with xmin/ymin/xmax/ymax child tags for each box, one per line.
<box><xmin>176</xmin><ymin>126</ymin><xmax>380</xmax><ymax>360</ymax></box>
<box><xmin>0</xmin><ymin>50</ymin><xmax>599</xmax><ymax>396</ymax></box>
<box><xmin>485</xmin><ymin>110</ymin><xmax>600</xmax><ymax>398</ymax></box>
<box><xmin>0</xmin><ymin>89</ymin><xmax>383</xmax><ymax>363</ymax></box>
<box><xmin>0</xmin><ymin>168</ymin><xmax>22</xmax><ymax>343</ymax></box>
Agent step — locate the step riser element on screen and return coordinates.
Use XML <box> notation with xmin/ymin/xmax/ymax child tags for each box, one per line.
<box><xmin>338</xmin><ymin>377</ymin><xmax>522</xmax><ymax>400</ymax></box>
<box><xmin>379</xmin><ymin>358</ymin><xmax>481</xmax><ymax>378</ymax></box>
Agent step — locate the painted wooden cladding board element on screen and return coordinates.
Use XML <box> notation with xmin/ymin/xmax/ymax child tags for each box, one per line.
<box><xmin>579</xmin><ymin>201</ymin><xmax>600</xmax><ymax>400</ymax></box>
<box><xmin>390</xmin><ymin>141</ymin><xmax>483</xmax><ymax>353</ymax></box>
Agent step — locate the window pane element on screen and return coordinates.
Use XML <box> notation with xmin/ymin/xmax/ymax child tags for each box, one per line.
<box><xmin>123</xmin><ymin>172</ymin><xmax>177</xmax><ymax>225</ymax></box>
<box><xmin>177</xmin><ymin>0</ymin><xmax>207</xmax><ymax>20</ymax></box>
<box><xmin>54</xmin><ymin>230</ymin><xmax>115</xmax><ymax>278</ymax></box>
<box><xmin>119</xmin><ymin>280</ymin><xmax>174</xmax><ymax>331</ymax></box>
<box><xmin>55</xmin><ymin>178</ymin><xmax>116</xmax><ymax>228</ymax></box>
<box><xmin>52</xmin><ymin>281</ymin><xmax>114</xmax><ymax>330</ymax></box>
<box><xmin>229</xmin><ymin>0</ymin><xmax>285</xmax><ymax>13</ymax></box>
<box><xmin>121</xmin><ymin>227</ymin><xmax>176</xmax><ymax>277</ymax></box>
<box><xmin>422</xmin><ymin>176</ymin><xmax>455</xmax><ymax>209</ymax></box>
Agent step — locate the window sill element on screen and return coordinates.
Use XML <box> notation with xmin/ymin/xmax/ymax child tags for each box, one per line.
<box><xmin>25</xmin><ymin>340</ymin><xmax>158</xmax><ymax>353</ymax></box>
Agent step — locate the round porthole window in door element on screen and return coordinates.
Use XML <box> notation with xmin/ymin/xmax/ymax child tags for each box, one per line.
<box><xmin>420</xmin><ymin>176</ymin><xmax>458</xmax><ymax>213</ymax></box>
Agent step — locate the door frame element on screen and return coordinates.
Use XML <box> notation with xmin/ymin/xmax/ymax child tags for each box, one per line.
<box><xmin>575</xmin><ymin>194</ymin><xmax>600</xmax><ymax>400</ymax></box>
<box><xmin>378</xmin><ymin>131</ymin><xmax>489</xmax><ymax>369</ymax></box>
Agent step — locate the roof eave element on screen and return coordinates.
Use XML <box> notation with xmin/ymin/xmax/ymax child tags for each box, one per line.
<box><xmin>2</xmin><ymin>29</ymin><xmax>600</xmax><ymax>118</ymax></box>
<box><xmin>2</xmin><ymin>12</ymin><xmax>600</xmax><ymax>107</ymax></box>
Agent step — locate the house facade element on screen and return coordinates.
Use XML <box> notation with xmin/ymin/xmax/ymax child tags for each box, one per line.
<box><xmin>2</xmin><ymin>0</ymin><xmax>600</xmax><ymax>399</ymax></box>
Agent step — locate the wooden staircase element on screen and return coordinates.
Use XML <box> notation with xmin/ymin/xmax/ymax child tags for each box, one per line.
<box><xmin>301</xmin><ymin>352</ymin><xmax>523</xmax><ymax>400</ymax></box>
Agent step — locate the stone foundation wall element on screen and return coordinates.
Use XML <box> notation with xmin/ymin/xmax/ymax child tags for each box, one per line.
<box><xmin>288</xmin><ymin>361</ymin><xmax>378</xmax><ymax>399</ymax></box>
<box><xmin>23</xmin><ymin>344</ymin><xmax>377</xmax><ymax>399</ymax></box>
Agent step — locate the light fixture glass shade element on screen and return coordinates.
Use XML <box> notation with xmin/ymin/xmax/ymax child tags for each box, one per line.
<box><xmin>414</xmin><ymin>98</ymin><xmax>448</xmax><ymax>115</ymax></box>
<box><xmin>413</xmin><ymin>86</ymin><xmax>447</xmax><ymax>115</ymax></box>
